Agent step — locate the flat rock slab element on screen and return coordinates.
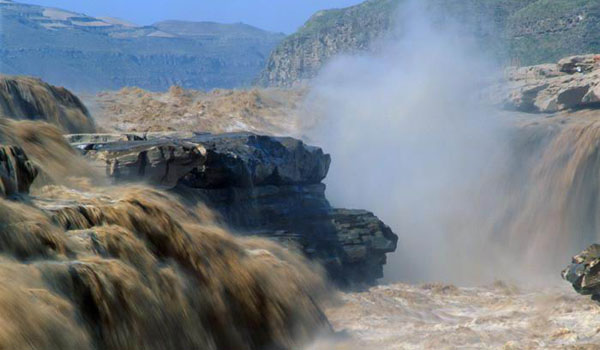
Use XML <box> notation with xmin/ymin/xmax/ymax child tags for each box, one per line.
<box><xmin>498</xmin><ymin>54</ymin><xmax>600</xmax><ymax>113</ymax></box>
<box><xmin>69</xmin><ymin>132</ymin><xmax>331</xmax><ymax>189</ymax></box>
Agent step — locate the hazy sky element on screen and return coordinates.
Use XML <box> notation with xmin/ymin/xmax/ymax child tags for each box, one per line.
<box><xmin>23</xmin><ymin>0</ymin><xmax>364</xmax><ymax>33</ymax></box>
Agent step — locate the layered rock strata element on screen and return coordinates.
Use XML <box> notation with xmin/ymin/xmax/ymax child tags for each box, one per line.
<box><xmin>501</xmin><ymin>54</ymin><xmax>600</xmax><ymax>113</ymax></box>
<box><xmin>68</xmin><ymin>131</ymin><xmax>399</xmax><ymax>285</ymax></box>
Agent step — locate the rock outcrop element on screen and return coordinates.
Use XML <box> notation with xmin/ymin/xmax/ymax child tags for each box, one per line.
<box><xmin>258</xmin><ymin>0</ymin><xmax>600</xmax><ymax>87</ymax></box>
<box><xmin>68</xmin><ymin>131</ymin><xmax>398</xmax><ymax>285</ymax></box>
<box><xmin>562</xmin><ymin>244</ymin><xmax>600</xmax><ymax>301</ymax></box>
<box><xmin>0</xmin><ymin>75</ymin><xmax>95</xmax><ymax>133</ymax></box>
<box><xmin>0</xmin><ymin>145</ymin><xmax>37</xmax><ymax>197</ymax></box>
<box><xmin>256</xmin><ymin>0</ymin><xmax>397</xmax><ymax>87</ymax></box>
<box><xmin>501</xmin><ymin>54</ymin><xmax>600</xmax><ymax>113</ymax></box>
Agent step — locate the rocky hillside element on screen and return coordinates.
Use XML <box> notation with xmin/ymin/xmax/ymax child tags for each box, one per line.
<box><xmin>256</xmin><ymin>0</ymin><xmax>398</xmax><ymax>87</ymax></box>
<box><xmin>0</xmin><ymin>1</ymin><xmax>284</xmax><ymax>91</ymax></box>
<box><xmin>0</xmin><ymin>75</ymin><xmax>95</xmax><ymax>133</ymax></box>
<box><xmin>258</xmin><ymin>0</ymin><xmax>600</xmax><ymax>87</ymax></box>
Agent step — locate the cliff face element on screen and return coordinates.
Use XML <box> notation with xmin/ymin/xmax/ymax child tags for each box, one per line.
<box><xmin>0</xmin><ymin>75</ymin><xmax>95</xmax><ymax>133</ymax></box>
<box><xmin>0</xmin><ymin>1</ymin><xmax>284</xmax><ymax>91</ymax></box>
<box><xmin>257</xmin><ymin>0</ymin><xmax>600</xmax><ymax>87</ymax></box>
<box><xmin>68</xmin><ymin>131</ymin><xmax>399</xmax><ymax>285</ymax></box>
<box><xmin>257</xmin><ymin>0</ymin><xmax>398</xmax><ymax>87</ymax></box>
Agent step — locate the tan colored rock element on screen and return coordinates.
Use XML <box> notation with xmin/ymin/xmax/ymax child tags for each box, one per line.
<box><xmin>501</xmin><ymin>55</ymin><xmax>600</xmax><ymax>113</ymax></box>
<box><xmin>558</xmin><ymin>54</ymin><xmax>600</xmax><ymax>74</ymax></box>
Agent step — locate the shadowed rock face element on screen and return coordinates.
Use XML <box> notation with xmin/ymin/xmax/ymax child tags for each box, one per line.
<box><xmin>563</xmin><ymin>244</ymin><xmax>600</xmax><ymax>301</ymax></box>
<box><xmin>0</xmin><ymin>145</ymin><xmax>37</xmax><ymax>197</ymax></box>
<box><xmin>68</xmin><ymin>131</ymin><xmax>398</xmax><ymax>285</ymax></box>
<box><xmin>0</xmin><ymin>75</ymin><xmax>95</xmax><ymax>133</ymax></box>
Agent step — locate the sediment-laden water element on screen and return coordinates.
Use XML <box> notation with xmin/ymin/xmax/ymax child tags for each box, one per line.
<box><xmin>315</xmin><ymin>282</ymin><xmax>600</xmax><ymax>350</ymax></box>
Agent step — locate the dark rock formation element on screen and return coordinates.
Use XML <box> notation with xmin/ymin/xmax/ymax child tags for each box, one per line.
<box><xmin>79</xmin><ymin>137</ymin><xmax>207</xmax><ymax>189</ymax></box>
<box><xmin>562</xmin><ymin>244</ymin><xmax>600</xmax><ymax>301</ymax></box>
<box><xmin>0</xmin><ymin>75</ymin><xmax>95</xmax><ymax>133</ymax></box>
<box><xmin>0</xmin><ymin>145</ymin><xmax>38</xmax><ymax>197</ymax></box>
<box><xmin>68</xmin><ymin>131</ymin><xmax>398</xmax><ymax>285</ymax></box>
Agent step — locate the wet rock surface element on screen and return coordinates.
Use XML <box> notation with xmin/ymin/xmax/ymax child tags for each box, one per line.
<box><xmin>68</xmin><ymin>132</ymin><xmax>398</xmax><ymax>285</ymax></box>
<box><xmin>0</xmin><ymin>145</ymin><xmax>37</xmax><ymax>197</ymax></box>
<box><xmin>562</xmin><ymin>244</ymin><xmax>600</xmax><ymax>301</ymax></box>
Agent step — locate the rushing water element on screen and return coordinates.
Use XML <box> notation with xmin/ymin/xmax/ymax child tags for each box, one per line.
<box><xmin>0</xmin><ymin>118</ymin><xmax>330</xmax><ymax>350</ymax></box>
<box><xmin>314</xmin><ymin>282</ymin><xmax>600</xmax><ymax>350</ymax></box>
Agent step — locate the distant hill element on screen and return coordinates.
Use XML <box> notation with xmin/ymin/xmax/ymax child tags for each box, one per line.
<box><xmin>257</xmin><ymin>0</ymin><xmax>600</xmax><ymax>87</ymax></box>
<box><xmin>0</xmin><ymin>0</ymin><xmax>285</xmax><ymax>92</ymax></box>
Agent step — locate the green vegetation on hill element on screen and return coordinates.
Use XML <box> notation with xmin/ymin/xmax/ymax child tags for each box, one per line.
<box><xmin>258</xmin><ymin>0</ymin><xmax>600</xmax><ymax>86</ymax></box>
<box><xmin>508</xmin><ymin>0</ymin><xmax>600</xmax><ymax>65</ymax></box>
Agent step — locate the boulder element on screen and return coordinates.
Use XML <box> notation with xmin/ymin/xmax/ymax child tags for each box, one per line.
<box><xmin>180</xmin><ymin>133</ymin><xmax>331</xmax><ymax>188</ymax></box>
<box><xmin>562</xmin><ymin>244</ymin><xmax>600</xmax><ymax>301</ymax></box>
<box><xmin>331</xmin><ymin>209</ymin><xmax>398</xmax><ymax>281</ymax></box>
<box><xmin>0</xmin><ymin>145</ymin><xmax>38</xmax><ymax>197</ymax></box>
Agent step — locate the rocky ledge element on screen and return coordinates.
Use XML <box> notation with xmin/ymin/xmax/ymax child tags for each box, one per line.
<box><xmin>562</xmin><ymin>244</ymin><xmax>600</xmax><ymax>302</ymax></box>
<box><xmin>501</xmin><ymin>54</ymin><xmax>600</xmax><ymax>113</ymax></box>
<box><xmin>67</xmin><ymin>131</ymin><xmax>398</xmax><ymax>285</ymax></box>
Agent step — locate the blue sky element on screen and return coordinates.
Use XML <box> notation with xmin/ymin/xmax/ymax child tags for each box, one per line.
<box><xmin>23</xmin><ymin>0</ymin><xmax>364</xmax><ymax>33</ymax></box>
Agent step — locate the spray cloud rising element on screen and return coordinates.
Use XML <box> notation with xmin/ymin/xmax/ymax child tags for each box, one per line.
<box><xmin>301</xmin><ymin>0</ymin><xmax>589</xmax><ymax>284</ymax></box>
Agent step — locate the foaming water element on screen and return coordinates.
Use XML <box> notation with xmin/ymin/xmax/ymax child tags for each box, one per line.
<box><xmin>0</xmin><ymin>118</ymin><xmax>330</xmax><ymax>350</ymax></box>
<box><xmin>312</xmin><ymin>281</ymin><xmax>600</xmax><ymax>350</ymax></box>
